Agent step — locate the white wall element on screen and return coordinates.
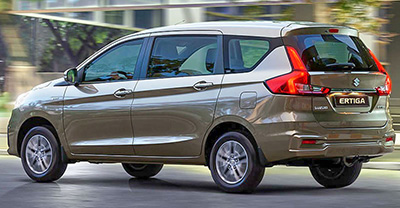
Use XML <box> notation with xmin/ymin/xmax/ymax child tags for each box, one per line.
<box><xmin>359</xmin><ymin>33</ymin><xmax>377</xmax><ymax>55</ymax></box>
<box><xmin>165</xmin><ymin>7</ymin><xmax>204</xmax><ymax>25</ymax></box>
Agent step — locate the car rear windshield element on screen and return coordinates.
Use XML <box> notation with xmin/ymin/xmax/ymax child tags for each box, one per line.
<box><xmin>283</xmin><ymin>34</ymin><xmax>378</xmax><ymax>72</ymax></box>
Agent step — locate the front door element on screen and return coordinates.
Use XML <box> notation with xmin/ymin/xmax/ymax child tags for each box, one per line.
<box><xmin>63</xmin><ymin>38</ymin><xmax>145</xmax><ymax>155</ymax></box>
<box><xmin>132</xmin><ymin>33</ymin><xmax>224</xmax><ymax>156</ymax></box>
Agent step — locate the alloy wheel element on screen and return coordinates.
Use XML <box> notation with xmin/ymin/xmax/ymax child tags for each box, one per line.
<box><xmin>25</xmin><ymin>134</ymin><xmax>53</xmax><ymax>174</ymax></box>
<box><xmin>215</xmin><ymin>140</ymin><xmax>248</xmax><ymax>184</ymax></box>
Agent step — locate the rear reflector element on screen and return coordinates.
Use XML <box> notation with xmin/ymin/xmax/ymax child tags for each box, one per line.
<box><xmin>369</xmin><ymin>49</ymin><xmax>392</xmax><ymax>95</ymax></box>
<box><xmin>302</xmin><ymin>139</ymin><xmax>317</xmax><ymax>145</ymax></box>
<box><xmin>386</xmin><ymin>137</ymin><xmax>393</xmax><ymax>142</ymax></box>
<box><xmin>264</xmin><ymin>46</ymin><xmax>330</xmax><ymax>96</ymax></box>
<box><xmin>385</xmin><ymin>137</ymin><xmax>394</xmax><ymax>147</ymax></box>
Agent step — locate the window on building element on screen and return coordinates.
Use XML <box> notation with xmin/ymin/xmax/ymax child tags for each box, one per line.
<box><xmin>134</xmin><ymin>10</ymin><xmax>163</xmax><ymax>29</ymax></box>
<box><xmin>69</xmin><ymin>0</ymin><xmax>97</xmax><ymax>7</ymax></box>
<box><xmin>47</xmin><ymin>0</ymin><xmax>65</xmax><ymax>8</ymax></box>
<box><xmin>108</xmin><ymin>0</ymin><xmax>160</xmax><ymax>6</ymax></box>
<box><xmin>105</xmin><ymin>11</ymin><xmax>124</xmax><ymax>25</ymax></box>
<box><xmin>68</xmin><ymin>12</ymin><xmax>93</xmax><ymax>21</ymax></box>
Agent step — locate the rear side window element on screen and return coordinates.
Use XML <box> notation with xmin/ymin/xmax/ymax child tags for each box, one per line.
<box><xmin>224</xmin><ymin>36</ymin><xmax>281</xmax><ymax>73</ymax></box>
<box><xmin>283</xmin><ymin>34</ymin><xmax>378</xmax><ymax>72</ymax></box>
<box><xmin>229</xmin><ymin>39</ymin><xmax>269</xmax><ymax>69</ymax></box>
<box><xmin>147</xmin><ymin>35</ymin><xmax>218</xmax><ymax>78</ymax></box>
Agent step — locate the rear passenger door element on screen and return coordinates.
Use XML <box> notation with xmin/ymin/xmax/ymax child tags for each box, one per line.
<box><xmin>132</xmin><ymin>31</ymin><xmax>224</xmax><ymax>156</ymax></box>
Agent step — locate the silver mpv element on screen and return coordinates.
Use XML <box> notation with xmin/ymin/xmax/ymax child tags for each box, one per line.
<box><xmin>7</xmin><ymin>21</ymin><xmax>395</xmax><ymax>193</ymax></box>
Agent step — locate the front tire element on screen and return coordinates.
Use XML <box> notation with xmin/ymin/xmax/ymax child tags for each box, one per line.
<box><xmin>122</xmin><ymin>163</ymin><xmax>163</xmax><ymax>179</ymax></box>
<box><xmin>309</xmin><ymin>161</ymin><xmax>362</xmax><ymax>188</ymax></box>
<box><xmin>209</xmin><ymin>132</ymin><xmax>265</xmax><ymax>193</ymax></box>
<box><xmin>21</xmin><ymin>126</ymin><xmax>67</xmax><ymax>182</ymax></box>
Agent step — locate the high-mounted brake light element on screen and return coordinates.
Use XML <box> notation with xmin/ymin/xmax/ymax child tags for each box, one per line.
<box><xmin>369</xmin><ymin>49</ymin><xmax>392</xmax><ymax>96</ymax></box>
<box><xmin>328</xmin><ymin>28</ymin><xmax>339</xmax><ymax>33</ymax></box>
<box><xmin>264</xmin><ymin>46</ymin><xmax>330</xmax><ymax>96</ymax></box>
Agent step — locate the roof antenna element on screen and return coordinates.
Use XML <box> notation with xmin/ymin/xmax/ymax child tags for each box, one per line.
<box><xmin>175</xmin><ymin>19</ymin><xmax>186</xmax><ymax>25</ymax></box>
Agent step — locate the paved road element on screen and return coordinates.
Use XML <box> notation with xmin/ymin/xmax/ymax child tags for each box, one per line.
<box><xmin>0</xmin><ymin>134</ymin><xmax>7</xmax><ymax>150</ymax></box>
<box><xmin>0</xmin><ymin>156</ymin><xmax>399</xmax><ymax>208</ymax></box>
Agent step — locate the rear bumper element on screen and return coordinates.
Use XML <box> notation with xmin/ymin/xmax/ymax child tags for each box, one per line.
<box><xmin>289</xmin><ymin>133</ymin><xmax>395</xmax><ymax>158</ymax></box>
<box><xmin>249</xmin><ymin>94</ymin><xmax>395</xmax><ymax>162</ymax></box>
<box><xmin>254</xmin><ymin>119</ymin><xmax>395</xmax><ymax>162</ymax></box>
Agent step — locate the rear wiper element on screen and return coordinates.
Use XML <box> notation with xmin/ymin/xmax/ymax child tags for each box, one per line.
<box><xmin>352</xmin><ymin>64</ymin><xmax>378</xmax><ymax>71</ymax></box>
<box><xmin>321</xmin><ymin>63</ymin><xmax>356</xmax><ymax>71</ymax></box>
<box><xmin>325</xmin><ymin>63</ymin><xmax>356</xmax><ymax>71</ymax></box>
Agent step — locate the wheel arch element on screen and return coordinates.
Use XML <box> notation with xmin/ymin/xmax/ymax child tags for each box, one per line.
<box><xmin>203</xmin><ymin>116</ymin><xmax>264</xmax><ymax>166</ymax></box>
<box><xmin>17</xmin><ymin>117</ymin><xmax>60</xmax><ymax>156</ymax></box>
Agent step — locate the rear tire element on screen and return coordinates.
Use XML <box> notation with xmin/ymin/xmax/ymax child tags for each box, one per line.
<box><xmin>209</xmin><ymin>131</ymin><xmax>265</xmax><ymax>193</ymax></box>
<box><xmin>309</xmin><ymin>161</ymin><xmax>362</xmax><ymax>188</ymax></box>
<box><xmin>122</xmin><ymin>163</ymin><xmax>163</xmax><ymax>179</ymax></box>
<box><xmin>21</xmin><ymin>126</ymin><xmax>67</xmax><ymax>182</ymax></box>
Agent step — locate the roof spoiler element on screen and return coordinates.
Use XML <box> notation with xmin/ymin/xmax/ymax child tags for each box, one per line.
<box><xmin>283</xmin><ymin>27</ymin><xmax>359</xmax><ymax>37</ymax></box>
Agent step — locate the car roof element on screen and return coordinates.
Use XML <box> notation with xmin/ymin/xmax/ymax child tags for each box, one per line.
<box><xmin>133</xmin><ymin>21</ymin><xmax>355</xmax><ymax>38</ymax></box>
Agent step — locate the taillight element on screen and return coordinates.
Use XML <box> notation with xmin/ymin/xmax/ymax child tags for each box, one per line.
<box><xmin>264</xmin><ymin>46</ymin><xmax>330</xmax><ymax>96</ymax></box>
<box><xmin>369</xmin><ymin>49</ymin><xmax>392</xmax><ymax>96</ymax></box>
<box><xmin>286</xmin><ymin>46</ymin><xmax>306</xmax><ymax>71</ymax></box>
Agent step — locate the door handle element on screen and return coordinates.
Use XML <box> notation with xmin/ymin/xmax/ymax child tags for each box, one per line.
<box><xmin>193</xmin><ymin>81</ymin><xmax>214</xmax><ymax>91</ymax></box>
<box><xmin>114</xmin><ymin>88</ymin><xmax>133</xmax><ymax>98</ymax></box>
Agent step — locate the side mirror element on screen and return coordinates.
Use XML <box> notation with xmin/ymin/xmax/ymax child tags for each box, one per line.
<box><xmin>64</xmin><ymin>68</ymin><xmax>79</xmax><ymax>86</ymax></box>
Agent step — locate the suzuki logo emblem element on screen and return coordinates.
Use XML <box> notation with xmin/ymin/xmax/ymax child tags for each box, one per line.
<box><xmin>353</xmin><ymin>78</ymin><xmax>360</xmax><ymax>87</ymax></box>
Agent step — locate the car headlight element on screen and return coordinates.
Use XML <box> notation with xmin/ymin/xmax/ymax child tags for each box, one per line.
<box><xmin>14</xmin><ymin>92</ymin><xmax>29</xmax><ymax>109</ymax></box>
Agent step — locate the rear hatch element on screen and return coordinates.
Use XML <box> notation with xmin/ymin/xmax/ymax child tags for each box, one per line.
<box><xmin>283</xmin><ymin>28</ymin><xmax>391</xmax><ymax>128</ymax></box>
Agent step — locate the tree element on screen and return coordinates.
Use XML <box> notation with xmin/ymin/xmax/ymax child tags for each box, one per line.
<box><xmin>0</xmin><ymin>0</ymin><xmax>12</xmax><ymax>23</ymax></box>
<box><xmin>40</xmin><ymin>19</ymin><xmax>132</xmax><ymax>70</ymax></box>
<box><xmin>0</xmin><ymin>0</ymin><xmax>12</xmax><ymax>11</ymax></box>
<box><xmin>330</xmin><ymin>0</ymin><xmax>383</xmax><ymax>34</ymax></box>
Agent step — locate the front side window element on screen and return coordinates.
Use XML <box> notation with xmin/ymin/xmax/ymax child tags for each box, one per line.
<box><xmin>226</xmin><ymin>37</ymin><xmax>270</xmax><ymax>73</ymax></box>
<box><xmin>147</xmin><ymin>36</ymin><xmax>218</xmax><ymax>78</ymax></box>
<box><xmin>83</xmin><ymin>39</ymin><xmax>143</xmax><ymax>82</ymax></box>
